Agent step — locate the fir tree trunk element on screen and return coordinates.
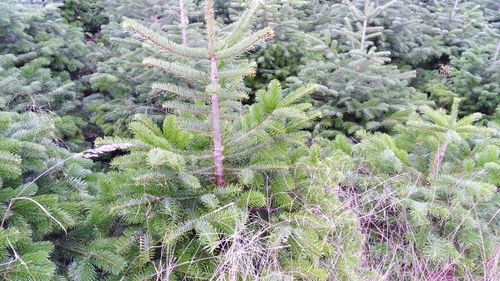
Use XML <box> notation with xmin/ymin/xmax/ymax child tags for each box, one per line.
<box><xmin>431</xmin><ymin>140</ymin><xmax>449</xmax><ymax>175</ymax></box>
<box><xmin>179</xmin><ymin>0</ymin><xmax>188</xmax><ymax>45</ymax></box>
<box><xmin>359</xmin><ymin>17</ymin><xmax>367</xmax><ymax>50</ymax></box>
<box><xmin>210</xmin><ymin>54</ymin><xmax>225</xmax><ymax>186</ymax></box>
<box><xmin>205</xmin><ymin>0</ymin><xmax>224</xmax><ymax>186</ymax></box>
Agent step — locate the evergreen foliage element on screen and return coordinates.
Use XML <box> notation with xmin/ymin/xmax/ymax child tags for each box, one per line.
<box><xmin>386</xmin><ymin>0</ymin><xmax>499</xmax><ymax>116</ymax></box>
<box><xmin>449</xmin><ymin>39</ymin><xmax>499</xmax><ymax>116</ymax></box>
<box><xmin>289</xmin><ymin>0</ymin><xmax>427</xmax><ymax>135</ymax></box>
<box><xmin>60</xmin><ymin>0</ymin><xmax>109</xmax><ymax>35</ymax></box>
<box><xmin>341</xmin><ymin>99</ymin><xmax>498</xmax><ymax>279</ymax></box>
<box><xmin>84</xmin><ymin>0</ymin><xmax>206</xmax><ymax>135</ymax></box>
<box><xmin>227</xmin><ymin>0</ymin><xmax>314</xmax><ymax>90</ymax></box>
<box><xmin>82</xmin><ymin>1</ymin><xmax>366</xmax><ymax>279</ymax></box>
<box><xmin>0</xmin><ymin>0</ymin><xmax>94</xmax><ymax>149</ymax></box>
<box><xmin>1</xmin><ymin>1</ymin><xmax>499</xmax><ymax>280</ymax></box>
<box><xmin>0</xmin><ymin>112</ymin><xmax>93</xmax><ymax>280</ymax></box>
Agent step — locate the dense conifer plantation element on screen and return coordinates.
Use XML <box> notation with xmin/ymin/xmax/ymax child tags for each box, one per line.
<box><xmin>0</xmin><ymin>0</ymin><xmax>498</xmax><ymax>280</ymax></box>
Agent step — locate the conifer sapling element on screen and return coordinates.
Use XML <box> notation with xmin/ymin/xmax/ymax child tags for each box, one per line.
<box><xmin>122</xmin><ymin>0</ymin><xmax>274</xmax><ymax>187</ymax></box>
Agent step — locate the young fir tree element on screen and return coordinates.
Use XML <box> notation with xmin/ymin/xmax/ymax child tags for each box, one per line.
<box><xmin>339</xmin><ymin>99</ymin><xmax>498</xmax><ymax>279</ymax></box>
<box><xmin>80</xmin><ymin>1</ymin><xmax>367</xmax><ymax>279</ymax></box>
<box><xmin>0</xmin><ymin>112</ymin><xmax>94</xmax><ymax>280</ymax></box>
<box><xmin>290</xmin><ymin>0</ymin><xmax>428</xmax><ymax>136</ymax></box>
